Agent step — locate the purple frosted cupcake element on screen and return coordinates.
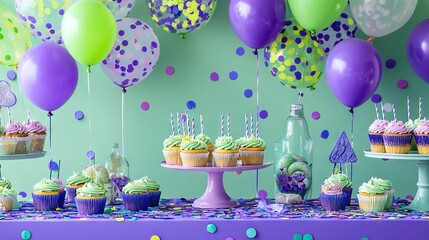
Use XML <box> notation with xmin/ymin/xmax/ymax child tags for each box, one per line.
<box><xmin>138</xmin><ymin>176</ymin><xmax>161</xmax><ymax>207</ymax></box>
<box><xmin>368</xmin><ymin>119</ymin><xmax>388</xmax><ymax>153</ymax></box>
<box><xmin>24</xmin><ymin>119</ymin><xmax>46</xmax><ymax>153</ymax></box>
<box><xmin>65</xmin><ymin>172</ymin><xmax>92</xmax><ymax>203</ymax></box>
<box><xmin>32</xmin><ymin>179</ymin><xmax>60</xmax><ymax>211</ymax></box>
<box><xmin>75</xmin><ymin>182</ymin><xmax>106</xmax><ymax>215</ymax></box>
<box><xmin>319</xmin><ymin>183</ymin><xmax>347</xmax><ymax>211</ymax></box>
<box><xmin>324</xmin><ymin>173</ymin><xmax>353</xmax><ymax>206</ymax></box>
<box><xmin>52</xmin><ymin>178</ymin><xmax>66</xmax><ymax>208</ymax></box>
<box><xmin>122</xmin><ymin>180</ymin><xmax>149</xmax><ymax>211</ymax></box>
<box><xmin>383</xmin><ymin>120</ymin><xmax>412</xmax><ymax>154</ymax></box>
<box><xmin>5</xmin><ymin>122</ymin><xmax>29</xmax><ymax>154</ymax></box>
<box><xmin>413</xmin><ymin>119</ymin><xmax>429</xmax><ymax>154</ymax></box>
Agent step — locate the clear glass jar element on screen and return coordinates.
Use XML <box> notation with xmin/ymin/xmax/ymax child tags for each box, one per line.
<box><xmin>105</xmin><ymin>143</ymin><xmax>130</xmax><ymax>198</ymax></box>
<box><xmin>274</xmin><ymin>104</ymin><xmax>313</xmax><ymax>199</ymax></box>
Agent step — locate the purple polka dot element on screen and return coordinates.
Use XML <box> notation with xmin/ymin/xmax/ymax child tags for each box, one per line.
<box><xmin>371</xmin><ymin>94</ymin><xmax>382</xmax><ymax>103</ymax></box>
<box><xmin>141</xmin><ymin>102</ymin><xmax>150</xmax><ymax>111</ymax></box>
<box><xmin>181</xmin><ymin>114</ymin><xmax>187</xmax><ymax>123</ymax></box>
<box><xmin>259</xmin><ymin>110</ymin><xmax>268</xmax><ymax>119</ymax></box>
<box><xmin>312</xmin><ymin>111</ymin><xmax>320</xmax><ymax>120</ymax></box>
<box><xmin>397</xmin><ymin>79</ymin><xmax>408</xmax><ymax>89</ymax></box>
<box><xmin>122</xmin><ymin>40</ymin><xmax>128</xmax><ymax>46</ymax></box>
<box><xmin>321</xmin><ymin>130</ymin><xmax>329</xmax><ymax>139</ymax></box>
<box><xmin>151</xmin><ymin>41</ymin><xmax>158</xmax><ymax>48</ymax></box>
<box><xmin>19</xmin><ymin>191</ymin><xmax>27</xmax><ymax>198</ymax></box>
<box><xmin>75</xmin><ymin>111</ymin><xmax>84</xmax><ymax>120</ymax></box>
<box><xmin>87</xmin><ymin>150</ymin><xmax>95</xmax><ymax>160</ymax></box>
<box><xmin>385</xmin><ymin>59</ymin><xmax>396</xmax><ymax>69</ymax></box>
<box><xmin>119</xmin><ymin>30</ymin><xmax>125</xmax><ymax>36</ymax></box>
<box><xmin>236</xmin><ymin>47</ymin><xmax>245</xmax><ymax>56</ymax></box>
<box><xmin>244</xmin><ymin>89</ymin><xmax>253</xmax><ymax>98</ymax></box>
<box><xmin>258</xmin><ymin>189</ymin><xmax>267</xmax><ymax>199</ymax></box>
<box><xmin>210</xmin><ymin>72</ymin><xmax>219</xmax><ymax>81</ymax></box>
<box><xmin>7</xmin><ymin>70</ymin><xmax>16</xmax><ymax>80</ymax></box>
<box><xmin>382</xmin><ymin>158</ymin><xmax>389</xmax><ymax>161</ymax></box>
<box><xmin>187</xmin><ymin>100</ymin><xmax>196</xmax><ymax>110</ymax></box>
<box><xmin>229</xmin><ymin>71</ymin><xmax>238</xmax><ymax>80</ymax></box>
<box><xmin>165</xmin><ymin>66</ymin><xmax>175</xmax><ymax>75</ymax></box>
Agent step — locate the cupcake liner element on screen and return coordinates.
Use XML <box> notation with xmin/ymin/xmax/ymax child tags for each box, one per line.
<box><xmin>148</xmin><ymin>191</ymin><xmax>161</xmax><ymax>207</ymax></box>
<box><xmin>319</xmin><ymin>192</ymin><xmax>347</xmax><ymax>211</ymax></box>
<box><xmin>343</xmin><ymin>188</ymin><xmax>353</xmax><ymax>206</ymax></box>
<box><xmin>14</xmin><ymin>136</ymin><xmax>30</xmax><ymax>154</ymax></box>
<box><xmin>383</xmin><ymin>134</ymin><xmax>412</xmax><ymax>154</ymax></box>
<box><xmin>0</xmin><ymin>138</ymin><xmax>17</xmax><ymax>155</ymax></box>
<box><xmin>66</xmin><ymin>186</ymin><xmax>80</xmax><ymax>203</ymax></box>
<box><xmin>58</xmin><ymin>191</ymin><xmax>66</xmax><ymax>208</ymax></box>
<box><xmin>357</xmin><ymin>194</ymin><xmax>388</xmax><ymax>212</ymax></box>
<box><xmin>239</xmin><ymin>149</ymin><xmax>265</xmax><ymax>165</ymax></box>
<box><xmin>385</xmin><ymin>189</ymin><xmax>395</xmax><ymax>209</ymax></box>
<box><xmin>369</xmin><ymin>133</ymin><xmax>385</xmax><ymax>153</ymax></box>
<box><xmin>180</xmin><ymin>152</ymin><xmax>209</xmax><ymax>167</ymax></box>
<box><xmin>163</xmin><ymin>149</ymin><xmax>182</xmax><ymax>165</ymax></box>
<box><xmin>415</xmin><ymin>134</ymin><xmax>429</xmax><ymax>154</ymax></box>
<box><xmin>213</xmin><ymin>152</ymin><xmax>239</xmax><ymax>167</ymax></box>
<box><xmin>32</xmin><ymin>193</ymin><xmax>60</xmax><ymax>211</ymax></box>
<box><xmin>75</xmin><ymin>197</ymin><xmax>106</xmax><ymax>215</ymax></box>
<box><xmin>29</xmin><ymin>134</ymin><xmax>46</xmax><ymax>153</ymax></box>
<box><xmin>122</xmin><ymin>193</ymin><xmax>149</xmax><ymax>211</ymax></box>
<box><xmin>0</xmin><ymin>196</ymin><xmax>14</xmax><ymax>211</ymax></box>
<box><xmin>207</xmin><ymin>146</ymin><xmax>214</xmax><ymax>162</ymax></box>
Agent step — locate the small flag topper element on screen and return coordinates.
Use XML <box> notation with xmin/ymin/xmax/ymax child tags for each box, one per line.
<box><xmin>0</xmin><ymin>80</ymin><xmax>16</xmax><ymax>107</ymax></box>
<box><xmin>48</xmin><ymin>160</ymin><xmax>59</xmax><ymax>171</ymax></box>
<box><xmin>329</xmin><ymin>131</ymin><xmax>357</xmax><ymax>164</ymax></box>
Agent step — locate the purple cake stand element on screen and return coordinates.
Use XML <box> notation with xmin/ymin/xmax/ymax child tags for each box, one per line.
<box><xmin>161</xmin><ymin>161</ymin><xmax>272</xmax><ymax>209</ymax></box>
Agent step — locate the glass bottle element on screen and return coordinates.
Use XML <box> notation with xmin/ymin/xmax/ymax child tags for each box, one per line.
<box><xmin>274</xmin><ymin>104</ymin><xmax>313</xmax><ymax>199</ymax></box>
<box><xmin>105</xmin><ymin>143</ymin><xmax>130</xmax><ymax>199</ymax></box>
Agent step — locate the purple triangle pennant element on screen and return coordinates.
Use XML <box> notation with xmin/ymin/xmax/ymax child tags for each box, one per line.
<box><xmin>329</xmin><ymin>131</ymin><xmax>357</xmax><ymax>164</ymax></box>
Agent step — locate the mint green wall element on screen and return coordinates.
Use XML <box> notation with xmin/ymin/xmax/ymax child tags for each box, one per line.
<box><xmin>1</xmin><ymin>0</ymin><xmax>428</xmax><ymax>200</ymax></box>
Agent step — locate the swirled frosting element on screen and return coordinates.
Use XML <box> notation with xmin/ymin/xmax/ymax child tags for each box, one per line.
<box><xmin>358</xmin><ymin>182</ymin><xmax>386</xmax><ymax>195</ymax></box>
<box><xmin>368</xmin><ymin>177</ymin><xmax>392</xmax><ymax>191</ymax></box>
<box><xmin>196</xmin><ymin>133</ymin><xmax>212</xmax><ymax>145</ymax></box>
<box><xmin>5</xmin><ymin>122</ymin><xmax>27</xmax><ymax>135</ymax></box>
<box><xmin>321</xmin><ymin>183</ymin><xmax>343</xmax><ymax>195</ymax></box>
<box><xmin>384</xmin><ymin>120</ymin><xmax>411</xmax><ymax>134</ymax></box>
<box><xmin>52</xmin><ymin>178</ymin><xmax>65</xmax><ymax>191</ymax></box>
<box><xmin>77</xmin><ymin>182</ymin><xmax>106</xmax><ymax>197</ymax></box>
<box><xmin>180</xmin><ymin>138</ymin><xmax>207</xmax><ymax>150</ymax></box>
<box><xmin>324</xmin><ymin>173</ymin><xmax>352</xmax><ymax>188</ymax></box>
<box><xmin>66</xmin><ymin>172</ymin><xmax>92</xmax><ymax>186</ymax></box>
<box><xmin>163</xmin><ymin>135</ymin><xmax>182</xmax><ymax>148</ymax></box>
<box><xmin>0</xmin><ymin>178</ymin><xmax>12</xmax><ymax>189</ymax></box>
<box><xmin>123</xmin><ymin>181</ymin><xmax>148</xmax><ymax>194</ymax></box>
<box><xmin>24</xmin><ymin>120</ymin><xmax>46</xmax><ymax>134</ymax></box>
<box><xmin>414</xmin><ymin>119</ymin><xmax>429</xmax><ymax>135</ymax></box>
<box><xmin>368</xmin><ymin>119</ymin><xmax>388</xmax><ymax>133</ymax></box>
<box><xmin>239</xmin><ymin>136</ymin><xmax>266</xmax><ymax>149</ymax></box>
<box><xmin>138</xmin><ymin>176</ymin><xmax>160</xmax><ymax>191</ymax></box>
<box><xmin>0</xmin><ymin>186</ymin><xmax>16</xmax><ymax>197</ymax></box>
<box><xmin>215</xmin><ymin>136</ymin><xmax>238</xmax><ymax>150</ymax></box>
<box><xmin>33</xmin><ymin>178</ymin><xmax>60</xmax><ymax>192</ymax></box>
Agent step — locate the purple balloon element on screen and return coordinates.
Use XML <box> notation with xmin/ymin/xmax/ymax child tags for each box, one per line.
<box><xmin>18</xmin><ymin>43</ymin><xmax>78</xmax><ymax>112</ymax></box>
<box><xmin>229</xmin><ymin>0</ymin><xmax>285</xmax><ymax>49</ymax></box>
<box><xmin>325</xmin><ymin>38</ymin><xmax>382</xmax><ymax>108</ymax></box>
<box><xmin>407</xmin><ymin>19</ymin><xmax>429</xmax><ymax>84</ymax></box>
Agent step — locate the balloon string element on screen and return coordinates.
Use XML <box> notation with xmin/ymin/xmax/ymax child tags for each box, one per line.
<box><xmin>349</xmin><ymin>107</ymin><xmax>355</xmax><ymax>181</ymax></box>
<box><xmin>254</xmin><ymin>48</ymin><xmax>260</xmax><ymax>193</ymax></box>
<box><xmin>48</xmin><ymin>111</ymin><xmax>53</xmax><ymax>161</ymax></box>
<box><xmin>256</xmin><ymin>169</ymin><xmax>259</xmax><ymax>196</ymax></box>
<box><xmin>367</xmin><ymin>36</ymin><xmax>375</xmax><ymax>43</ymax></box>
<box><xmin>121</xmin><ymin>88</ymin><xmax>126</xmax><ymax>162</ymax></box>
<box><xmin>87</xmin><ymin>66</ymin><xmax>93</xmax><ymax>159</ymax></box>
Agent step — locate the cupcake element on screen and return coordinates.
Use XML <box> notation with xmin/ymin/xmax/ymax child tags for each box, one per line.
<box><xmin>238</xmin><ymin>135</ymin><xmax>266</xmax><ymax>165</ymax></box>
<box><xmin>179</xmin><ymin>136</ymin><xmax>208</xmax><ymax>167</ymax></box>
<box><xmin>5</xmin><ymin>121</ymin><xmax>29</xmax><ymax>154</ymax></box>
<box><xmin>406</xmin><ymin>118</ymin><xmax>423</xmax><ymax>151</ymax></box>
<box><xmin>196</xmin><ymin>133</ymin><xmax>214</xmax><ymax>162</ymax></box>
<box><xmin>0</xmin><ymin>186</ymin><xmax>16</xmax><ymax>211</ymax></box>
<box><xmin>139</xmin><ymin>176</ymin><xmax>161</xmax><ymax>207</ymax></box>
<box><xmin>383</xmin><ymin>120</ymin><xmax>412</xmax><ymax>154</ymax></box>
<box><xmin>368</xmin><ymin>119</ymin><xmax>388</xmax><ymax>153</ymax></box>
<box><xmin>65</xmin><ymin>172</ymin><xmax>92</xmax><ymax>203</ymax></box>
<box><xmin>75</xmin><ymin>182</ymin><xmax>106</xmax><ymax>215</ymax></box>
<box><xmin>319</xmin><ymin>183</ymin><xmax>347</xmax><ymax>211</ymax></box>
<box><xmin>324</xmin><ymin>173</ymin><xmax>353</xmax><ymax>206</ymax></box>
<box><xmin>0</xmin><ymin>178</ymin><xmax>19</xmax><ymax>208</ymax></box>
<box><xmin>52</xmin><ymin>178</ymin><xmax>66</xmax><ymax>208</ymax></box>
<box><xmin>357</xmin><ymin>182</ymin><xmax>387</xmax><ymax>213</ymax></box>
<box><xmin>413</xmin><ymin>119</ymin><xmax>429</xmax><ymax>154</ymax></box>
<box><xmin>24</xmin><ymin>119</ymin><xmax>46</xmax><ymax>153</ymax></box>
<box><xmin>32</xmin><ymin>178</ymin><xmax>60</xmax><ymax>211</ymax></box>
<box><xmin>212</xmin><ymin>136</ymin><xmax>239</xmax><ymax>167</ymax></box>
<box><xmin>162</xmin><ymin>135</ymin><xmax>182</xmax><ymax>165</ymax></box>
<box><xmin>122</xmin><ymin>180</ymin><xmax>149</xmax><ymax>211</ymax></box>
<box><xmin>368</xmin><ymin>177</ymin><xmax>394</xmax><ymax>209</ymax></box>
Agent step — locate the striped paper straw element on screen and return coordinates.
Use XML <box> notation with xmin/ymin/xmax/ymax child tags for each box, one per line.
<box><xmin>419</xmin><ymin>97</ymin><xmax>422</xmax><ymax>119</ymax></box>
<box><xmin>200</xmin><ymin>114</ymin><xmax>204</xmax><ymax>134</ymax></box>
<box><xmin>221</xmin><ymin>115</ymin><xmax>224</xmax><ymax>136</ymax></box>
<box><xmin>170</xmin><ymin>113</ymin><xmax>175</xmax><ymax>135</ymax></box>
<box><xmin>245</xmin><ymin>114</ymin><xmax>249</xmax><ymax>138</ymax></box>
<box><xmin>176</xmin><ymin>112</ymin><xmax>181</xmax><ymax>135</ymax></box>
<box><xmin>392</xmin><ymin>104</ymin><xmax>397</xmax><ymax>121</ymax></box>
<box><xmin>380</xmin><ymin>102</ymin><xmax>385</xmax><ymax>120</ymax></box>
<box><xmin>227</xmin><ymin>113</ymin><xmax>230</xmax><ymax>137</ymax></box>
<box><xmin>374</xmin><ymin>104</ymin><xmax>379</xmax><ymax>120</ymax></box>
<box><xmin>250</xmin><ymin>114</ymin><xmax>254</xmax><ymax>136</ymax></box>
<box><xmin>407</xmin><ymin>96</ymin><xmax>410</xmax><ymax>121</ymax></box>
<box><xmin>192</xmin><ymin>117</ymin><xmax>195</xmax><ymax>139</ymax></box>
<box><xmin>256</xmin><ymin>114</ymin><xmax>259</xmax><ymax>138</ymax></box>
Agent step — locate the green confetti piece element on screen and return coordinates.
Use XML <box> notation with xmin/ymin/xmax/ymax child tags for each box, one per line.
<box><xmin>21</xmin><ymin>230</ymin><xmax>31</xmax><ymax>240</ymax></box>
<box><xmin>293</xmin><ymin>234</ymin><xmax>303</xmax><ymax>240</ymax></box>
<box><xmin>206</xmin><ymin>223</ymin><xmax>217</xmax><ymax>234</ymax></box>
<box><xmin>246</xmin><ymin>228</ymin><xmax>257</xmax><ymax>239</ymax></box>
<box><xmin>303</xmin><ymin>234</ymin><xmax>314</xmax><ymax>240</ymax></box>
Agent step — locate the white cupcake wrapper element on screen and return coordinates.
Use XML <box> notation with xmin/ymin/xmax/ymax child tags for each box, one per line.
<box><xmin>357</xmin><ymin>194</ymin><xmax>388</xmax><ymax>212</ymax></box>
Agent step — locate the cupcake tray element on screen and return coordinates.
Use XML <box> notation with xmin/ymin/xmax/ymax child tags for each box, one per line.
<box><xmin>161</xmin><ymin>161</ymin><xmax>273</xmax><ymax>209</ymax></box>
<box><xmin>0</xmin><ymin>151</ymin><xmax>46</xmax><ymax>160</ymax></box>
<box><xmin>364</xmin><ymin>150</ymin><xmax>429</xmax><ymax>211</ymax></box>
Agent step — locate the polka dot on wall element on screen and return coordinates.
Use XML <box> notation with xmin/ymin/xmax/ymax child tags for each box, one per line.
<box><xmin>236</xmin><ymin>47</ymin><xmax>245</xmax><ymax>56</ymax></box>
<box><xmin>259</xmin><ymin>110</ymin><xmax>268</xmax><ymax>119</ymax></box>
<box><xmin>244</xmin><ymin>89</ymin><xmax>253</xmax><ymax>98</ymax></box>
<box><xmin>141</xmin><ymin>102</ymin><xmax>150</xmax><ymax>111</ymax></box>
<box><xmin>385</xmin><ymin>59</ymin><xmax>396</xmax><ymax>69</ymax></box>
<box><xmin>311</xmin><ymin>111</ymin><xmax>320</xmax><ymax>120</ymax></box>
<box><xmin>187</xmin><ymin>100</ymin><xmax>196</xmax><ymax>110</ymax></box>
<box><xmin>229</xmin><ymin>71</ymin><xmax>238</xmax><ymax>80</ymax></box>
<box><xmin>75</xmin><ymin>111</ymin><xmax>84</xmax><ymax>120</ymax></box>
<box><xmin>371</xmin><ymin>94</ymin><xmax>382</xmax><ymax>103</ymax></box>
<box><xmin>321</xmin><ymin>130</ymin><xmax>329</xmax><ymax>139</ymax></box>
<box><xmin>165</xmin><ymin>66</ymin><xmax>175</xmax><ymax>75</ymax></box>
<box><xmin>210</xmin><ymin>72</ymin><xmax>219</xmax><ymax>81</ymax></box>
<box><xmin>397</xmin><ymin>79</ymin><xmax>408</xmax><ymax>89</ymax></box>
<box><xmin>383</xmin><ymin>103</ymin><xmax>393</xmax><ymax>112</ymax></box>
<box><xmin>7</xmin><ymin>70</ymin><xmax>16</xmax><ymax>80</ymax></box>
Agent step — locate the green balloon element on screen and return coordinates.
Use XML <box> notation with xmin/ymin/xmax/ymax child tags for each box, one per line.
<box><xmin>61</xmin><ymin>0</ymin><xmax>116</xmax><ymax>66</ymax></box>
<box><xmin>288</xmin><ymin>0</ymin><xmax>347</xmax><ymax>31</ymax></box>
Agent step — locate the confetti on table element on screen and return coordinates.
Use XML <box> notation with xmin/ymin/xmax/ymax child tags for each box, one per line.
<box><xmin>246</xmin><ymin>228</ymin><xmax>257</xmax><ymax>238</ymax></box>
<box><xmin>21</xmin><ymin>230</ymin><xmax>31</xmax><ymax>240</ymax></box>
<box><xmin>206</xmin><ymin>223</ymin><xmax>217</xmax><ymax>233</ymax></box>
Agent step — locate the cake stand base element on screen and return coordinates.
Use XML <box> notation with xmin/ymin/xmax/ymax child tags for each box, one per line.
<box><xmin>407</xmin><ymin>160</ymin><xmax>429</xmax><ymax>211</ymax></box>
<box><xmin>193</xmin><ymin>172</ymin><xmax>237</xmax><ymax>209</ymax></box>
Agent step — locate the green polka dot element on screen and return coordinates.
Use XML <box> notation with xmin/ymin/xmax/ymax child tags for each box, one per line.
<box><xmin>293</xmin><ymin>234</ymin><xmax>303</xmax><ymax>240</ymax></box>
<box><xmin>206</xmin><ymin>223</ymin><xmax>217</xmax><ymax>234</ymax></box>
<box><xmin>303</xmin><ymin>234</ymin><xmax>313</xmax><ymax>240</ymax></box>
<box><xmin>361</xmin><ymin>238</ymin><xmax>369</xmax><ymax>240</ymax></box>
<box><xmin>21</xmin><ymin>230</ymin><xmax>31</xmax><ymax>240</ymax></box>
<box><xmin>5</xmin><ymin>55</ymin><xmax>11</xmax><ymax>61</ymax></box>
<box><xmin>0</xmin><ymin>33</ymin><xmax>3</xmax><ymax>40</ymax></box>
<box><xmin>13</xmin><ymin>27</ymin><xmax>18</xmax><ymax>34</ymax></box>
<box><xmin>246</xmin><ymin>228</ymin><xmax>257</xmax><ymax>239</ymax></box>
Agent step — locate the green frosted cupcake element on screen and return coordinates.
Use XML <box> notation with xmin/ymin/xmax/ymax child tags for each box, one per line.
<box><xmin>75</xmin><ymin>182</ymin><xmax>106</xmax><ymax>215</ymax></box>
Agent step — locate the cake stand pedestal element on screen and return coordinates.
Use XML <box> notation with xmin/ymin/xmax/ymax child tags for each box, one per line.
<box><xmin>364</xmin><ymin>151</ymin><xmax>429</xmax><ymax>211</ymax></box>
<box><xmin>161</xmin><ymin>161</ymin><xmax>272</xmax><ymax>209</ymax></box>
